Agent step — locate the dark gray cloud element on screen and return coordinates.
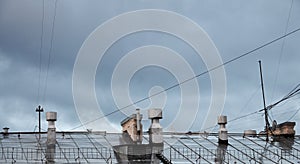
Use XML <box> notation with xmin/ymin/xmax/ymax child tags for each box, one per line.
<box><xmin>0</xmin><ymin>0</ymin><xmax>299</xmax><ymax>133</ymax></box>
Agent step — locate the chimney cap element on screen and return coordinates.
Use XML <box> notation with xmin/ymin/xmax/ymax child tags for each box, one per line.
<box><xmin>3</xmin><ymin>127</ymin><xmax>9</xmax><ymax>133</ymax></box>
<box><xmin>148</xmin><ymin>108</ymin><xmax>162</xmax><ymax>119</ymax></box>
<box><xmin>218</xmin><ymin>115</ymin><xmax>227</xmax><ymax>124</ymax></box>
<box><xmin>46</xmin><ymin>112</ymin><xmax>57</xmax><ymax>121</ymax></box>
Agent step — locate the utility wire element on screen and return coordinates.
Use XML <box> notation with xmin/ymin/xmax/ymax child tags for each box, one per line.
<box><xmin>260</xmin><ymin>83</ymin><xmax>300</xmax><ymax>112</ymax></box>
<box><xmin>199</xmin><ymin>110</ymin><xmax>260</xmax><ymax>133</ymax></box>
<box><xmin>272</xmin><ymin>106</ymin><xmax>299</xmax><ymax>117</ymax></box>
<box><xmin>227</xmin><ymin>111</ymin><xmax>261</xmax><ymax>124</ymax></box>
<box><xmin>288</xmin><ymin>107</ymin><xmax>300</xmax><ymax>121</ymax></box>
<box><xmin>203</xmin><ymin>83</ymin><xmax>300</xmax><ymax>132</ymax></box>
<box><xmin>37</xmin><ymin>0</ymin><xmax>45</xmax><ymax>104</ymax></box>
<box><xmin>42</xmin><ymin>0</ymin><xmax>58</xmax><ymax>104</ymax></box>
<box><xmin>219</xmin><ymin>82</ymin><xmax>300</xmax><ymax>129</ymax></box>
<box><xmin>271</xmin><ymin>0</ymin><xmax>294</xmax><ymax>117</ymax></box>
<box><xmin>35</xmin><ymin>0</ymin><xmax>45</xmax><ymax>132</ymax></box>
<box><xmin>70</xmin><ymin>27</ymin><xmax>300</xmax><ymax>131</ymax></box>
<box><xmin>236</xmin><ymin>86</ymin><xmax>260</xmax><ymax>117</ymax></box>
<box><xmin>34</xmin><ymin>0</ymin><xmax>58</xmax><ymax>132</ymax></box>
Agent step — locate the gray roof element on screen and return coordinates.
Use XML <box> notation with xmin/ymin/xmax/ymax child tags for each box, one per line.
<box><xmin>0</xmin><ymin>131</ymin><xmax>299</xmax><ymax>163</ymax></box>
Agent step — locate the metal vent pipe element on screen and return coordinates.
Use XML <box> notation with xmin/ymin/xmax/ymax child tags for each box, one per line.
<box><xmin>46</xmin><ymin>112</ymin><xmax>57</xmax><ymax>163</ymax></box>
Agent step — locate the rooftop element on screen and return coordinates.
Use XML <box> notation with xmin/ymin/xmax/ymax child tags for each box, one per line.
<box><xmin>0</xmin><ymin>131</ymin><xmax>299</xmax><ymax>163</ymax></box>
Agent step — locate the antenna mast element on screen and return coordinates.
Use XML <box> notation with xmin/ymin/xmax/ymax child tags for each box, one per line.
<box><xmin>36</xmin><ymin>105</ymin><xmax>44</xmax><ymax>133</ymax></box>
<box><xmin>258</xmin><ymin>60</ymin><xmax>270</xmax><ymax>142</ymax></box>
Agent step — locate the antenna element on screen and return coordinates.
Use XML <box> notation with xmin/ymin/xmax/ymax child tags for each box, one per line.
<box><xmin>36</xmin><ymin>105</ymin><xmax>44</xmax><ymax>134</ymax></box>
<box><xmin>258</xmin><ymin>60</ymin><xmax>270</xmax><ymax>142</ymax></box>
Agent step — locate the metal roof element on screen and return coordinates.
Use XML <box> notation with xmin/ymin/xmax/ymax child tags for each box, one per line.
<box><xmin>0</xmin><ymin>131</ymin><xmax>299</xmax><ymax>163</ymax></box>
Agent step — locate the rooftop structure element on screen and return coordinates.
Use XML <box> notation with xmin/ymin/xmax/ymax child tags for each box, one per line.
<box><xmin>0</xmin><ymin>110</ymin><xmax>299</xmax><ymax>163</ymax></box>
<box><xmin>120</xmin><ymin>109</ymin><xmax>143</xmax><ymax>144</ymax></box>
<box><xmin>0</xmin><ymin>131</ymin><xmax>300</xmax><ymax>163</ymax></box>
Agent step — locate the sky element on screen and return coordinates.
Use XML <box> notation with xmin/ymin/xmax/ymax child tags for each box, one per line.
<box><xmin>0</xmin><ymin>0</ymin><xmax>300</xmax><ymax>134</ymax></box>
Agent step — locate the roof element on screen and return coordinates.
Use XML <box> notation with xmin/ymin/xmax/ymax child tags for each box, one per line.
<box><xmin>0</xmin><ymin>131</ymin><xmax>299</xmax><ymax>163</ymax></box>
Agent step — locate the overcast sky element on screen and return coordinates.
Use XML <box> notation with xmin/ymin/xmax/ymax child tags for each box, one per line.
<box><xmin>0</xmin><ymin>0</ymin><xmax>300</xmax><ymax>134</ymax></box>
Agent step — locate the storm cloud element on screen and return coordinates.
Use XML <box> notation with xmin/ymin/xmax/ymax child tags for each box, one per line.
<box><xmin>0</xmin><ymin>0</ymin><xmax>300</xmax><ymax>133</ymax></box>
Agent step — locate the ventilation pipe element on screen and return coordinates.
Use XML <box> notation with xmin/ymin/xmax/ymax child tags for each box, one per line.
<box><xmin>136</xmin><ymin>109</ymin><xmax>142</xmax><ymax>144</ymax></box>
<box><xmin>148</xmin><ymin>108</ymin><xmax>163</xmax><ymax>164</ymax></box>
<box><xmin>46</xmin><ymin>112</ymin><xmax>57</xmax><ymax>163</ymax></box>
<box><xmin>148</xmin><ymin>108</ymin><xmax>163</xmax><ymax>144</ymax></box>
<box><xmin>218</xmin><ymin>115</ymin><xmax>228</xmax><ymax>145</ymax></box>
<box><xmin>244</xmin><ymin>130</ymin><xmax>257</xmax><ymax>138</ymax></box>
<box><xmin>2</xmin><ymin>127</ymin><xmax>9</xmax><ymax>138</ymax></box>
<box><xmin>3</xmin><ymin>127</ymin><xmax>9</xmax><ymax>133</ymax></box>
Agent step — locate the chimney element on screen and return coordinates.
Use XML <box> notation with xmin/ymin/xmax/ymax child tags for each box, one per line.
<box><xmin>148</xmin><ymin>108</ymin><xmax>163</xmax><ymax>144</ymax></box>
<box><xmin>148</xmin><ymin>109</ymin><xmax>164</xmax><ymax>164</ymax></box>
<box><xmin>46</xmin><ymin>112</ymin><xmax>57</xmax><ymax>163</ymax></box>
<box><xmin>120</xmin><ymin>109</ymin><xmax>143</xmax><ymax>144</ymax></box>
<box><xmin>218</xmin><ymin>115</ymin><xmax>228</xmax><ymax>145</ymax></box>
<box><xmin>136</xmin><ymin>109</ymin><xmax>143</xmax><ymax>144</ymax></box>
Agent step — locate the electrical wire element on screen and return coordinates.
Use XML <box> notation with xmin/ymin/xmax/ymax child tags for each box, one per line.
<box><xmin>270</xmin><ymin>0</ymin><xmax>294</xmax><ymax>117</ymax></box>
<box><xmin>37</xmin><ymin>0</ymin><xmax>45</xmax><ymax>105</ymax></box>
<box><xmin>236</xmin><ymin>86</ymin><xmax>260</xmax><ymax>117</ymax></box>
<box><xmin>288</xmin><ymin>107</ymin><xmax>300</xmax><ymax>121</ymax></box>
<box><xmin>200</xmin><ymin>111</ymin><xmax>261</xmax><ymax>133</ymax></box>
<box><xmin>201</xmin><ymin>84</ymin><xmax>300</xmax><ymax>133</ymax></box>
<box><xmin>272</xmin><ymin>106</ymin><xmax>298</xmax><ymax>117</ymax></box>
<box><xmin>228</xmin><ymin>110</ymin><xmax>261</xmax><ymax>124</ymax></box>
<box><xmin>261</xmin><ymin>83</ymin><xmax>300</xmax><ymax>112</ymax></box>
<box><xmin>187</xmin><ymin>94</ymin><xmax>298</xmax><ymax>133</ymax></box>
<box><xmin>69</xmin><ymin>27</ymin><xmax>300</xmax><ymax>131</ymax></box>
<box><xmin>34</xmin><ymin>0</ymin><xmax>45</xmax><ymax>132</ymax></box>
<box><xmin>34</xmin><ymin>0</ymin><xmax>58</xmax><ymax>132</ymax></box>
<box><xmin>42</xmin><ymin>0</ymin><xmax>58</xmax><ymax>104</ymax></box>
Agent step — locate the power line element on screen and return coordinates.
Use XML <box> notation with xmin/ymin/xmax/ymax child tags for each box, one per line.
<box><xmin>203</xmin><ymin>83</ymin><xmax>300</xmax><ymax>132</ymax></box>
<box><xmin>35</xmin><ymin>0</ymin><xmax>45</xmax><ymax>132</ymax></box>
<box><xmin>70</xmin><ymin>26</ymin><xmax>300</xmax><ymax>130</ymax></box>
<box><xmin>236</xmin><ymin>86</ymin><xmax>260</xmax><ymax>117</ymax></box>
<box><xmin>228</xmin><ymin>111</ymin><xmax>261</xmax><ymax>124</ymax></box>
<box><xmin>42</xmin><ymin>0</ymin><xmax>58</xmax><ymax>104</ymax></box>
<box><xmin>198</xmin><ymin>110</ymin><xmax>260</xmax><ymax>133</ymax></box>
<box><xmin>288</xmin><ymin>107</ymin><xmax>300</xmax><ymax>121</ymax></box>
<box><xmin>271</xmin><ymin>106</ymin><xmax>299</xmax><ymax>118</ymax></box>
<box><xmin>270</xmin><ymin>0</ymin><xmax>294</xmax><ymax>118</ymax></box>
<box><xmin>37</xmin><ymin>0</ymin><xmax>45</xmax><ymax>104</ymax></box>
<box><xmin>260</xmin><ymin>83</ymin><xmax>300</xmax><ymax>112</ymax></box>
<box><xmin>203</xmin><ymin>86</ymin><xmax>300</xmax><ymax>132</ymax></box>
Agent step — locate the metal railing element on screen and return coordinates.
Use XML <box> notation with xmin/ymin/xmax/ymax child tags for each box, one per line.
<box><xmin>0</xmin><ymin>147</ymin><xmax>112</xmax><ymax>162</ymax></box>
<box><xmin>1</xmin><ymin>145</ymin><xmax>300</xmax><ymax>163</ymax></box>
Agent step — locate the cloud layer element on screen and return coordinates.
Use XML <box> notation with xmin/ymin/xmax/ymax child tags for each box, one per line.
<box><xmin>0</xmin><ymin>0</ymin><xmax>299</xmax><ymax>133</ymax></box>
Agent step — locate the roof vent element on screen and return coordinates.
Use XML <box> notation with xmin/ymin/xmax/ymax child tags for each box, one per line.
<box><xmin>3</xmin><ymin>127</ymin><xmax>9</xmax><ymax>133</ymax></box>
<box><xmin>3</xmin><ymin>127</ymin><xmax>9</xmax><ymax>138</ymax></box>
<box><xmin>243</xmin><ymin>130</ymin><xmax>257</xmax><ymax>137</ymax></box>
